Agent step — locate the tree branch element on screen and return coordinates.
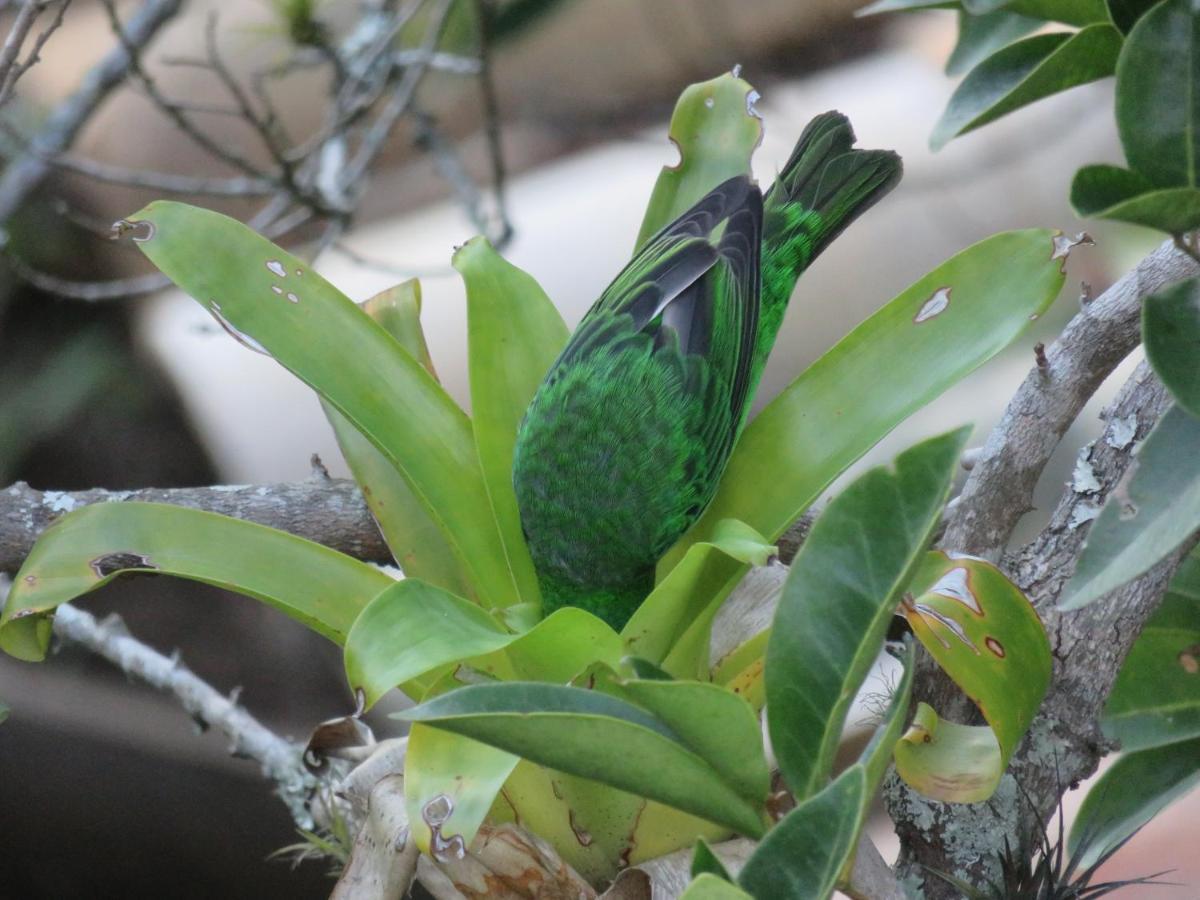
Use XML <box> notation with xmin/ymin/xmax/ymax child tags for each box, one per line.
<box><xmin>891</xmin><ymin>358</ymin><xmax>1199</xmax><ymax>894</ymax></box>
<box><xmin>941</xmin><ymin>238</ymin><xmax>1200</xmax><ymax>560</ymax></box>
<box><xmin>0</xmin><ymin>574</ymin><xmax>319</xmax><ymax>829</ymax></box>
<box><xmin>0</xmin><ymin>478</ymin><xmax>392</xmax><ymax>574</ymax></box>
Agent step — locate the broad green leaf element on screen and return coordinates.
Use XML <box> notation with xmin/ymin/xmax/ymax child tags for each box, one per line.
<box><xmin>621</xmin><ymin>679</ymin><xmax>770</xmax><ymax>803</ymax></box>
<box><xmin>626</xmin><ymin>519</ymin><xmax>774</xmax><ymax>674</ymax></box>
<box><xmin>469</xmin><ymin>606</ymin><xmax>623</xmax><ymax>682</ymax></box>
<box><xmin>635</xmin><ymin>72</ymin><xmax>762</xmax><ymax>249</ymax></box>
<box><xmin>1103</xmin><ymin>551</ymin><xmax>1200</xmax><ymax>750</ymax></box>
<box><xmin>0</xmin><ymin>502</ymin><xmax>393</xmax><ymax>661</ymax></box>
<box><xmin>396</xmin><ymin>682</ymin><xmax>768</xmax><ymax>837</ymax></box>
<box><xmin>665</xmin><ymin>229</ymin><xmax>1068</xmax><ymax>570</ymax></box>
<box><xmin>1070</xmin><ymin>164</ymin><xmax>1200</xmax><ymax>234</ymax></box>
<box><xmin>893</xmin><ymin>703</ymin><xmax>1002</xmax><ymax>803</ymax></box>
<box><xmin>737</xmin><ymin>767</ymin><xmax>865</xmax><ymax>900</ymax></box>
<box><xmin>680</xmin><ymin>874</ymin><xmax>753</xmax><ymax>900</ymax></box>
<box><xmin>1115</xmin><ymin>0</ymin><xmax>1200</xmax><ymax>188</ymax></box>
<box><xmin>1068</xmin><ymin>738</ymin><xmax>1200</xmax><ymax>868</ymax></box>
<box><xmin>126</xmin><ymin>202</ymin><xmax>519</xmax><ymax>609</ymax></box>
<box><xmin>692</xmin><ymin>838</ymin><xmax>734</xmax><ymax>881</ymax></box>
<box><xmin>1106</xmin><ymin>0</ymin><xmax>1161</xmax><ymax>31</ymax></box>
<box><xmin>946</xmin><ymin>9</ymin><xmax>1042</xmax><ymax>76</ymax></box>
<box><xmin>902</xmin><ymin>552</ymin><xmax>1050</xmax><ymax>789</ymax></box>
<box><xmin>767</xmin><ymin>429</ymin><xmax>968</xmax><ymax>802</ymax></box>
<box><xmin>323</xmin><ymin>280</ymin><xmax>473</xmax><ymax>599</ymax></box>
<box><xmin>1144</xmin><ymin>276</ymin><xmax>1200</xmax><ymax>417</ymax></box>
<box><xmin>1060</xmin><ymin>406</ymin><xmax>1200</xmax><ymax>610</ymax></box>
<box><xmin>456</xmin><ymin>236</ymin><xmax>569</xmax><ymax>609</ymax></box>
<box><xmin>404</xmin><ymin>724</ymin><xmax>518</xmax><ymax>857</ymax></box>
<box><xmin>931</xmin><ymin>26</ymin><xmax>1122</xmax><ymax>151</ymax></box>
<box><xmin>344</xmin><ymin>578</ymin><xmax>512</xmax><ymax>708</ymax></box>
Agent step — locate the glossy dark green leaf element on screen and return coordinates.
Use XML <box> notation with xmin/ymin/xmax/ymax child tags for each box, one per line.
<box><xmin>1106</xmin><ymin>0</ymin><xmax>1162</xmax><ymax>32</ymax></box>
<box><xmin>1068</xmin><ymin>738</ymin><xmax>1200</xmax><ymax>868</ymax></box>
<box><xmin>0</xmin><ymin>502</ymin><xmax>394</xmax><ymax>660</ymax></box>
<box><xmin>1102</xmin><ymin>550</ymin><xmax>1200</xmax><ymax>750</ymax></box>
<box><xmin>737</xmin><ymin>767</ymin><xmax>865</xmax><ymax>900</ymax></box>
<box><xmin>635</xmin><ymin>72</ymin><xmax>762</xmax><ymax>248</ymax></box>
<box><xmin>1115</xmin><ymin>0</ymin><xmax>1200</xmax><ymax>188</ymax></box>
<box><xmin>344</xmin><ymin>578</ymin><xmax>513</xmax><ymax>707</ymax></box>
<box><xmin>397</xmin><ymin>682</ymin><xmax>768</xmax><ymax>837</ymax></box>
<box><xmin>456</xmin><ymin>236</ymin><xmax>569</xmax><ymax>608</ymax></box>
<box><xmin>323</xmin><ymin>280</ymin><xmax>474</xmax><ymax>599</ymax></box>
<box><xmin>665</xmin><ymin>229</ymin><xmax>1069</xmax><ymax>572</ymax></box>
<box><xmin>766</xmin><ymin>428</ymin><xmax>968</xmax><ymax>802</ymax></box>
<box><xmin>1144</xmin><ymin>276</ymin><xmax>1200</xmax><ymax>417</ymax></box>
<box><xmin>931</xmin><ymin>26</ymin><xmax>1122</xmax><ymax>150</ymax></box>
<box><xmin>1060</xmin><ymin>406</ymin><xmax>1200</xmax><ymax>610</ymax></box>
<box><xmin>126</xmin><ymin>202</ymin><xmax>520</xmax><ymax>609</ymax></box>
<box><xmin>1070</xmin><ymin>164</ymin><xmax>1200</xmax><ymax>234</ymax></box>
<box><xmin>946</xmin><ymin>9</ymin><xmax>1042</xmax><ymax>76</ymax></box>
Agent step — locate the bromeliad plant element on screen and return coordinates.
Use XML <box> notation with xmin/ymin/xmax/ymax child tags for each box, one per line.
<box><xmin>0</xmin><ymin>70</ymin><xmax>1069</xmax><ymax>894</ymax></box>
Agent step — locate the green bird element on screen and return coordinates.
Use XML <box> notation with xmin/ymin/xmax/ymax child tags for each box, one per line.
<box><xmin>512</xmin><ymin>112</ymin><xmax>902</xmax><ymax>630</ymax></box>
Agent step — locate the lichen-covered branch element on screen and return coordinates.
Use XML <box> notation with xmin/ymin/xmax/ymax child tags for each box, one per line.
<box><xmin>941</xmin><ymin>238</ymin><xmax>1199</xmax><ymax>560</ymax></box>
<box><xmin>0</xmin><ymin>478</ymin><xmax>393</xmax><ymax>574</ymax></box>
<box><xmin>890</xmin><ymin>358</ymin><xmax>1198</xmax><ymax>895</ymax></box>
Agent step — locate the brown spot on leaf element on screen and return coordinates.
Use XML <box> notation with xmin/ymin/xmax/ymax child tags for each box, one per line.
<box><xmin>1179</xmin><ymin>645</ymin><xmax>1200</xmax><ymax>674</ymax></box>
<box><xmin>985</xmin><ymin>637</ymin><xmax>1006</xmax><ymax>658</ymax></box>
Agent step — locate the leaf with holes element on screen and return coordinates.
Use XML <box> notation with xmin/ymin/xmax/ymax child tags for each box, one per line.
<box><xmin>1060</xmin><ymin>406</ymin><xmax>1200</xmax><ymax>610</ymax></box>
<box><xmin>0</xmin><ymin>502</ymin><xmax>394</xmax><ymax>661</ymax></box>
<box><xmin>125</xmin><ymin>201</ymin><xmax>521</xmax><ymax>609</ymax></box>
<box><xmin>635</xmin><ymin>71</ymin><xmax>762</xmax><ymax>249</ymax></box>
<box><xmin>767</xmin><ymin>429</ymin><xmax>967</xmax><ymax>802</ymax></box>
<box><xmin>896</xmin><ymin>552</ymin><xmax>1050</xmax><ymax>801</ymax></box>
<box><xmin>663</xmin><ymin>229</ymin><xmax>1069</xmax><ymax>605</ymax></box>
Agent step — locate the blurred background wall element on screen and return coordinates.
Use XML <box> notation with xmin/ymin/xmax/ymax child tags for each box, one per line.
<box><xmin>0</xmin><ymin>1</ymin><xmax>1185</xmax><ymax>897</ymax></box>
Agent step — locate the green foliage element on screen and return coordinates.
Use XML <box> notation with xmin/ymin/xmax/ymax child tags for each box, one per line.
<box><xmin>397</xmin><ymin>679</ymin><xmax>770</xmax><ymax>837</ymax></box>
<box><xmin>1143</xmin><ymin>275</ymin><xmax>1200</xmax><ymax>417</ymax></box>
<box><xmin>945</xmin><ymin>9</ymin><xmax>1041</xmax><ymax>76</ymax></box>
<box><xmin>665</xmin><ymin>228</ymin><xmax>1068</xmax><ymax>569</ymax></box>
<box><xmin>930</xmin><ymin>26</ymin><xmax>1121</xmax><ymax>150</ymax></box>
<box><xmin>896</xmin><ymin>552</ymin><xmax>1051</xmax><ymax>801</ymax></box>
<box><xmin>766</xmin><ymin>428</ymin><xmax>967</xmax><ymax>802</ymax></box>
<box><xmin>635</xmin><ymin>71</ymin><xmax>763</xmax><ymax>248</ymax></box>
<box><xmin>0</xmin><ymin>502</ymin><xmax>393</xmax><ymax>659</ymax></box>
<box><xmin>1059</xmin><ymin>406</ymin><xmax>1200</xmax><ymax>610</ymax></box>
